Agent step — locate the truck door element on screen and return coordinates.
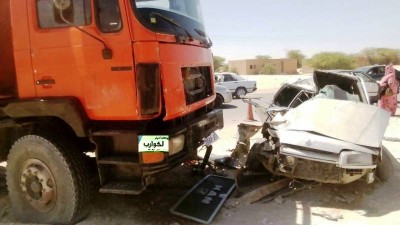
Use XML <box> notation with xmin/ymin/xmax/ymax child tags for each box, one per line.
<box><xmin>28</xmin><ymin>0</ymin><xmax>138</xmax><ymax>120</ymax></box>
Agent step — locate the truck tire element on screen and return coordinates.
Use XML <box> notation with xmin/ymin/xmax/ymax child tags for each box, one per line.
<box><xmin>6</xmin><ymin>135</ymin><xmax>91</xmax><ymax>224</ymax></box>
<box><xmin>376</xmin><ymin>146</ymin><xmax>393</xmax><ymax>181</ymax></box>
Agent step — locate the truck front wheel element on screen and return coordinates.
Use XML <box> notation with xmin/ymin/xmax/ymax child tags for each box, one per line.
<box><xmin>6</xmin><ymin>135</ymin><xmax>90</xmax><ymax>224</ymax></box>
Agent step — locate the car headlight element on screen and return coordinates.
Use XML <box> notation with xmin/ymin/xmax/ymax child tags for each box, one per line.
<box><xmin>339</xmin><ymin>151</ymin><xmax>373</xmax><ymax>168</ymax></box>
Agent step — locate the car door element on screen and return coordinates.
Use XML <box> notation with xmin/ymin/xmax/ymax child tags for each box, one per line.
<box><xmin>377</xmin><ymin>66</ymin><xmax>386</xmax><ymax>80</ymax></box>
<box><xmin>354</xmin><ymin>72</ymin><xmax>379</xmax><ymax>103</ymax></box>
<box><xmin>28</xmin><ymin>0</ymin><xmax>137</xmax><ymax>119</ymax></box>
<box><xmin>221</xmin><ymin>74</ymin><xmax>238</xmax><ymax>91</ymax></box>
<box><xmin>366</xmin><ymin>67</ymin><xmax>381</xmax><ymax>80</ymax></box>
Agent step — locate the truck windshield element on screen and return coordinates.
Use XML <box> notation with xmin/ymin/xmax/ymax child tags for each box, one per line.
<box><xmin>132</xmin><ymin>0</ymin><xmax>207</xmax><ymax>43</ymax></box>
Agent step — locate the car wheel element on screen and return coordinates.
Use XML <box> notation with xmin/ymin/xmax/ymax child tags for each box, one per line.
<box><xmin>245</xmin><ymin>142</ymin><xmax>267</xmax><ymax>172</ymax></box>
<box><xmin>235</xmin><ymin>87</ymin><xmax>247</xmax><ymax>98</ymax></box>
<box><xmin>6</xmin><ymin>135</ymin><xmax>91</xmax><ymax>224</ymax></box>
<box><xmin>376</xmin><ymin>146</ymin><xmax>393</xmax><ymax>181</ymax></box>
<box><xmin>214</xmin><ymin>94</ymin><xmax>224</xmax><ymax>108</ymax></box>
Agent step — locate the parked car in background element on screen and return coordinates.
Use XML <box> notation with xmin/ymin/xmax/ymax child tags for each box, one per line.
<box><xmin>214</xmin><ymin>84</ymin><xmax>232</xmax><ymax>108</ymax></box>
<box><xmin>333</xmin><ymin>70</ymin><xmax>379</xmax><ymax>104</ymax></box>
<box><xmin>214</xmin><ymin>72</ymin><xmax>257</xmax><ymax>98</ymax></box>
<box><xmin>356</xmin><ymin>65</ymin><xmax>400</xmax><ymax>92</ymax></box>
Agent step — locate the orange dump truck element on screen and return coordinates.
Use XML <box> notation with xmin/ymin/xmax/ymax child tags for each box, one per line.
<box><xmin>0</xmin><ymin>0</ymin><xmax>223</xmax><ymax>223</ymax></box>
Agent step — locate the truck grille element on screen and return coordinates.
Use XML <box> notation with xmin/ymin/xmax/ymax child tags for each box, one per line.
<box><xmin>181</xmin><ymin>66</ymin><xmax>213</xmax><ymax>105</ymax></box>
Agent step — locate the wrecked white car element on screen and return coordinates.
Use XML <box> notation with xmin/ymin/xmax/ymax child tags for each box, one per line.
<box><xmin>247</xmin><ymin>70</ymin><xmax>391</xmax><ymax>184</ymax></box>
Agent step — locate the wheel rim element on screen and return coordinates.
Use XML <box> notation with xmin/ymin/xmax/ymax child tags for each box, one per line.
<box><xmin>20</xmin><ymin>159</ymin><xmax>56</xmax><ymax>212</ymax></box>
<box><xmin>237</xmin><ymin>88</ymin><xmax>246</xmax><ymax>96</ymax></box>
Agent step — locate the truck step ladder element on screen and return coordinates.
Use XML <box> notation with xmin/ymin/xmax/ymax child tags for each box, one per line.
<box><xmin>97</xmin><ymin>156</ymin><xmax>139</xmax><ymax>166</ymax></box>
<box><xmin>99</xmin><ymin>181</ymin><xmax>145</xmax><ymax>195</ymax></box>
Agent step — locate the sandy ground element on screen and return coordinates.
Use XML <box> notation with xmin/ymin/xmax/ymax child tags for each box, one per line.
<box><xmin>1</xmin><ymin>75</ymin><xmax>400</xmax><ymax>225</ymax></box>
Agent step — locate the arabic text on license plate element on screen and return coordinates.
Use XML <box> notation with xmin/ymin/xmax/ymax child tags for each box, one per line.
<box><xmin>138</xmin><ymin>135</ymin><xmax>169</xmax><ymax>152</ymax></box>
<box><xmin>204</xmin><ymin>132</ymin><xmax>219</xmax><ymax>146</ymax></box>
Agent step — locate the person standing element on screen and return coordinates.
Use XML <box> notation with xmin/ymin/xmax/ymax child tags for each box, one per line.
<box><xmin>378</xmin><ymin>64</ymin><xmax>398</xmax><ymax>116</ymax></box>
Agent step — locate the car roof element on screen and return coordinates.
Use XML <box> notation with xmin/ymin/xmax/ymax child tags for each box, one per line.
<box><xmin>214</xmin><ymin>72</ymin><xmax>237</xmax><ymax>75</ymax></box>
<box><xmin>356</xmin><ymin>65</ymin><xmax>385</xmax><ymax>70</ymax></box>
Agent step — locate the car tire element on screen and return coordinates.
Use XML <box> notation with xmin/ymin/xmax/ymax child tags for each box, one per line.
<box><xmin>376</xmin><ymin>146</ymin><xmax>393</xmax><ymax>182</ymax></box>
<box><xmin>214</xmin><ymin>94</ymin><xmax>224</xmax><ymax>108</ymax></box>
<box><xmin>245</xmin><ymin>142</ymin><xmax>266</xmax><ymax>172</ymax></box>
<box><xmin>6</xmin><ymin>135</ymin><xmax>91</xmax><ymax>224</ymax></box>
<box><xmin>235</xmin><ymin>87</ymin><xmax>247</xmax><ymax>98</ymax></box>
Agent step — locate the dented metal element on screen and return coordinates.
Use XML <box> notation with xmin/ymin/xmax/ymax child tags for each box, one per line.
<box><xmin>247</xmin><ymin>70</ymin><xmax>391</xmax><ymax>184</ymax></box>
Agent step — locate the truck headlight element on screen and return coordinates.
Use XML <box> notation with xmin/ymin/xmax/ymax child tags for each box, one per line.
<box><xmin>169</xmin><ymin>134</ymin><xmax>185</xmax><ymax>156</ymax></box>
<box><xmin>339</xmin><ymin>151</ymin><xmax>373</xmax><ymax>168</ymax></box>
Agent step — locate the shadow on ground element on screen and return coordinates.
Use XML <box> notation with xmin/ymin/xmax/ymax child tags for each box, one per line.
<box><xmin>219</xmin><ymin>104</ymin><xmax>238</xmax><ymax>109</ymax></box>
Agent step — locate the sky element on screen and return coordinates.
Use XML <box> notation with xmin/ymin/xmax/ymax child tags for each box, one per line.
<box><xmin>201</xmin><ymin>0</ymin><xmax>400</xmax><ymax>60</ymax></box>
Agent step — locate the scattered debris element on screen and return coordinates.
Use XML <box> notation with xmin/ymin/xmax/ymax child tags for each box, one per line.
<box><xmin>171</xmin><ymin>175</ymin><xmax>236</xmax><ymax>224</ymax></box>
<box><xmin>334</xmin><ymin>194</ymin><xmax>356</xmax><ymax>204</ymax></box>
<box><xmin>226</xmin><ymin>178</ymin><xmax>290</xmax><ymax>207</ymax></box>
<box><xmin>273</xmin><ymin>195</ymin><xmax>284</xmax><ymax>204</ymax></box>
<box><xmin>312</xmin><ymin>210</ymin><xmax>344</xmax><ymax>221</ymax></box>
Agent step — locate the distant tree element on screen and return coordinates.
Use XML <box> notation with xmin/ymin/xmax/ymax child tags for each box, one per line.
<box><xmin>309</xmin><ymin>52</ymin><xmax>355</xmax><ymax>70</ymax></box>
<box><xmin>287</xmin><ymin>50</ymin><xmax>306</xmax><ymax>68</ymax></box>
<box><xmin>213</xmin><ymin>56</ymin><xmax>226</xmax><ymax>72</ymax></box>
<box><xmin>255</xmin><ymin>55</ymin><xmax>271</xmax><ymax>60</ymax></box>
<box><xmin>222</xmin><ymin>64</ymin><xmax>229</xmax><ymax>72</ymax></box>
<box><xmin>259</xmin><ymin>64</ymin><xmax>278</xmax><ymax>75</ymax></box>
<box><xmin>229</xmin><ymin>67</ymin><xmax>238</xmax><ymax>74</ymax></box>
<box><xmin>361</xmin><ymin>48</ymin><xmax>400</xmax><ymax>65</ymax></box>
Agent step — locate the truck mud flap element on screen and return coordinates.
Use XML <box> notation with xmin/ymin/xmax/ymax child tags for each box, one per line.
<box><xmin>170</xmin><ymin>175</ymin><xmax>235</xmax><ymax>224</ymax></box>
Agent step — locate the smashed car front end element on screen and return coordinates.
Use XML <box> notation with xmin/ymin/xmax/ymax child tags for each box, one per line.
<box><xmin>256</xmin><ymin>70</ymin><xmax>391</xmax><ymax>184</ymax></box>
<box><xmin>276</xmin><ymin>130</ymin><xmax>379</xmax><ymax>184</ymax></box>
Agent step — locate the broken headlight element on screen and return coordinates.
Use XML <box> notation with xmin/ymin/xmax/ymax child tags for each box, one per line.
<box><xmin>339</xmin><ymin>151</ymin><xmax>373</xmax><ymax>168</ymax></box>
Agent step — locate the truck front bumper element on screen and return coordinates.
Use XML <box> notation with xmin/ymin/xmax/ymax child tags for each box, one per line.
<box><xmin>142</xmin><ymin>109</ymin><xmax>223</xmax><ymax>176</ymax></box>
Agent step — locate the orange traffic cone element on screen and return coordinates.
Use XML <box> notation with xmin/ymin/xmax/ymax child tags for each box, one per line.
<box><xmin>246</xmin><ymin>101</ymin><xmax>255</xmax><ymax>121</ymax></box>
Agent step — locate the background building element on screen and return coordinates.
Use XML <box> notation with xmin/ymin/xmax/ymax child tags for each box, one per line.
<box><xmin>228</xmin><ymin>58</ymin><xmax>297</xmax><ymax>75</ymax></box>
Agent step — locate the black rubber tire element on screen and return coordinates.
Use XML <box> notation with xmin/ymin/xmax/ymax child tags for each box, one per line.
<box><xmin>6</xmin><ymin>135</ymin><xmax>91</xmax><ymax>224</ymax></box>
<box><xmin>245</xmin><ymin>142</ymin><xmax>266</xmax><ymax>172</ymax></box>
<box><xmin>376</xmin><ymin>146</ymin><xmax>393</xmax><ymax>181</ymax></box>
<box><xmin>214</xmin><ymin>94</ymin><xmax>224</xmax><ymax>108</ymax></box>
<box><xmin>235</xmin><ymin>87</ymin><xmax>247</xmax><ymax>98</ymax></box>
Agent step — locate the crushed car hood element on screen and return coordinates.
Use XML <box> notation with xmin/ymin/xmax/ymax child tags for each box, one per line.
<box><xmin>275</xmin><ymin>98</ymin><xmax>390</xmax><ymax>148</ymax></box>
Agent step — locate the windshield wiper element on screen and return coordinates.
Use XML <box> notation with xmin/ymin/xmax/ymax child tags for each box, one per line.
<box><xmin>149</xmin><ymin>12</ymin><xmax>193</xmax><ymax>42</ymax></box>
<box><xmin>194</xmin><ymin>28</ymin><xmax>213</xmax><ymax>47</ymax></box>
